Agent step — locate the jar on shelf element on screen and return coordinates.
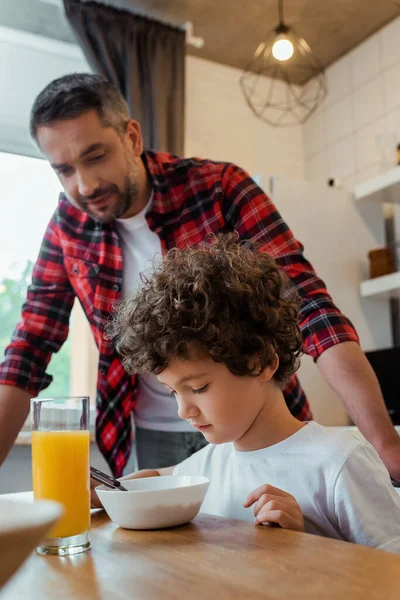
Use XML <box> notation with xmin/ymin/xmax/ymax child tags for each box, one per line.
<box><xmin>368</xmin><ymin>247</ymin><xmax>396</xmax><ymax>279</ymax></box>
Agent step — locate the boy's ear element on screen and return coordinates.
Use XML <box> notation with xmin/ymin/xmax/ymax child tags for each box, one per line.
<box><xmin>257</xmin><ymin>353</ymin><xmax>279</xmax><ymax>383</ymax></box>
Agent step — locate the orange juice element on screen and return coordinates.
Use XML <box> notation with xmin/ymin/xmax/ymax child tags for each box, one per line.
<box><xmin>32</xmin><ymin>430</ymin><xmax>90</xmax><ymax>538</ymax></box>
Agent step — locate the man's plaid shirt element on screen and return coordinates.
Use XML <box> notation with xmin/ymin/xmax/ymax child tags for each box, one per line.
<box><xmin>0</xmin><ymin>151</ymin><xmax>359</xmax><ymax>476</ymax></box>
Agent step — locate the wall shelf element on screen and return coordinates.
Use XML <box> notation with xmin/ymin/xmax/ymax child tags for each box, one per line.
<box><xmin>360</xmin><ymin>272</ymin><xmax>400</xmax><ymax>299</ymax></box>
<box><xmin>354</xmin><ymin>167</ymin><xmax>400</xmax><ymax>204</ymax></box>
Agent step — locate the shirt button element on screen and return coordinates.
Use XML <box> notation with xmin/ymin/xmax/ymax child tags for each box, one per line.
<box><xmin>99</xmin><ymin>367</ymin><xmax>106</xmax><ymax>375</ymax></box>
<box><xmin>73</xmin><ymin>265</ymin><xmax>79</xmax><ymax>274</ymax></box>
<box><xmin>113</xmin><ymin>284</ymin><xmax>120</xmax><ymax>292</ymax></box>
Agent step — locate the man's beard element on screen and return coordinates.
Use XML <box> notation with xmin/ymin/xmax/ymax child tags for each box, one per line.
<box><xmin>77</xmin><ymin>176</ymin><xmax>139</xmax><ymax>223</ymax></box>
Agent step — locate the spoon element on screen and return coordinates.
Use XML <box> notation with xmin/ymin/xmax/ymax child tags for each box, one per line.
<box><xmin>90</xmin><ymin>466</ymin><xmax>128</xmax><ymax>491</ymax></box>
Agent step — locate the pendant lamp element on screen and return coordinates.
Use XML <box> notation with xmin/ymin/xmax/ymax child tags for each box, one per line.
<box><xmin>240</xmin><ymin>0</ymin><xmax>327</xmax><ymax>125</ymax></box>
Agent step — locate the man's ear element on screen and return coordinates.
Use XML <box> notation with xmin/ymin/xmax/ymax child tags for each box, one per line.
<box><xmin>125</xmin><ymin>119</ymin><xmax>143</xmax><ymax>156</ymax></box>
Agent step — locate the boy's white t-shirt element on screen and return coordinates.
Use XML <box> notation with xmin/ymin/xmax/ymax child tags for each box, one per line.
<box><xmin>174</xmin><ymin>422</ymin><xmax>400</xmax><ymax>552</ymax></box>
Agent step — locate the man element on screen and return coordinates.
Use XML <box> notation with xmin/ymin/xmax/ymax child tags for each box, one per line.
<box><xmin>0</xmin><ymin>73</ymin><xmax>399</xmax><ymax>478</ymax></box>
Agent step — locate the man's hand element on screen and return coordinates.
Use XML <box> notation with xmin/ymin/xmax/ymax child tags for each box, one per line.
<box><xmin>0</xmin><ymin>386</ymin><xmax>31</xmax><ymax>467</ymax></box>
<box><xmin>90</xmin><ymin>476</ymin><xmax>103</xmax><ymax>508</ymax></box>
<box><xmin>90</xmin><ymin>469</ymin><xmax>161</xmax><ymax>508</ymax></box>
<box><xmin>243</xmin><ymin>484</ymin><xmax>305</xmax><ymax>532</ymax></box>
<box><xmin>317</xmin><ymin>342</ymin><xmax>400</xmax><ymax>479</ymax></box>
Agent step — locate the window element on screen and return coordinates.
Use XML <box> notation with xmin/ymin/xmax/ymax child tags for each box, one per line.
<box><xmin>0</xmin><ymin>151</ymin><xmax>83</xmax><ymax>399</ymax></box>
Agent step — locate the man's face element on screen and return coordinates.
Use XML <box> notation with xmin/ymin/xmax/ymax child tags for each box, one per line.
<box><xmin>36</xmin><ymin>110</ymin><xmax>144</xmax><ymax>223</ymax></box>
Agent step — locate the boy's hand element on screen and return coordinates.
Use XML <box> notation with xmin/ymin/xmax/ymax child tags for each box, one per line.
<box><xmin>243</xmin><ymin>484</ymin><xmax>305</xmax><ymax>532</ymax></box>
<box><xmin>90</xmin><ymin>477</ymin><xmax>103</xmax><ymax>508</ymax></box>
<box><xmin>90</xmin><ymin>469</ymin><xmax>161</xmax><ymax>509</ymax></box>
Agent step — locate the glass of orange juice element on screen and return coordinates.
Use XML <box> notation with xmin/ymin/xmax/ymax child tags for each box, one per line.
<box><xmin>31</xmin><ymin>396</ymin><xmax>91</xmax><ymax>556</ymax></box>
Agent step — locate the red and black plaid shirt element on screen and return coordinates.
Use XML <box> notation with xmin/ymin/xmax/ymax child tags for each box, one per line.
<box><xmin>0</xmin><ymin>151</ymin><xmax>359</xmax><ymax>476</ymax></box>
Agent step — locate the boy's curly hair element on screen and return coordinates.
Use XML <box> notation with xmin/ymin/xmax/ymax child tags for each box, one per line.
<box><xmin>106</xmin><ymin>233</ymin><xmax>302</xmax><ymax>384</ymax></box>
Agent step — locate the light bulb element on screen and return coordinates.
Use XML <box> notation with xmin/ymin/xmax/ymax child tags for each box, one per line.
<box><xmin>272</xmin><ymin>36</ymin><xmax>294</xmax><ymax>61</ymax></box>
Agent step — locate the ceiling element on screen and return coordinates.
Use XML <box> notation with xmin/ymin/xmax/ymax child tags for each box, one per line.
<box><xmin>1</xmin><ymin>0</ymin><xmax>400</xmax><ymax>85</ymax></box>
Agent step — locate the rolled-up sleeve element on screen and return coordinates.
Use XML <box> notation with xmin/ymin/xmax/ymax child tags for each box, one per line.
<box><xmin>221</xmin><ymin>163</ymin><xmax>359</xmax><ymax>361</ymax></box>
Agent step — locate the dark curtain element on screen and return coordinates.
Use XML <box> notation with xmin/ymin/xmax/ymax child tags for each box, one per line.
<box><xmin>63</xmin><ymin>0</ymin><xmax>185</xmax><ymax>155</ymax></box>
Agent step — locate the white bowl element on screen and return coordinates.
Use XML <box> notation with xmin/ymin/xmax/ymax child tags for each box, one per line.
<box><xmin>96</xmin><ymin>475</ymin><xmax>210</xmax><ymax>530</ymax></box>
<box><xmin>0</xmin><ymin>497</ymin><xmax>63</xmax><ymax>590</ymax></box>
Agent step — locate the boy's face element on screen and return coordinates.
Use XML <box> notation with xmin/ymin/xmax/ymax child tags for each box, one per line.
<box><xmin>158</xmin><ymin>354</ymin><xmax>276</xmax><ymax>448</ymax></box>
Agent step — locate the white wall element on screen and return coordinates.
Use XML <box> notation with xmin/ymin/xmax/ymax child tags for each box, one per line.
<box><xmin>185</xmin><ymin>55</ymin><xmax>305</xmax><ymax>182</ymax></box>
<box><xmin>303</xmin><ymin>16</ymin><xmax>400</xmax><ymax>191</ymax></box>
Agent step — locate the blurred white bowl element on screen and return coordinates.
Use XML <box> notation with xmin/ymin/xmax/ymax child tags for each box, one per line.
<box><xmin>96</xmin><ymin>475</ymin><xmax>210</xmax><ymax>530</ymax></box>
<box><xmin>0</xmin><ymin>497</ymin><xmax>62</xmax><ymax>590</ymax></box>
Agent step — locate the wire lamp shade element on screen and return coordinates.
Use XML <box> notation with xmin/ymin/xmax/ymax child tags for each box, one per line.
<box><xmin>240</xmin><ymin>3</ymin><xmax>327</xmax><ymax>126</ymax></box>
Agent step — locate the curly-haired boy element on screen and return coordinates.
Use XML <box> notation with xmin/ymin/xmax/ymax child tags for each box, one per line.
<box><xmin>97</xmin><ymin>234</ymin><xmax>400</xmax><ymax>551</ymax></box>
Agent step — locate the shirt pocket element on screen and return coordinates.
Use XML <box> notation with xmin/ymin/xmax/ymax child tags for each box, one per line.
<box><xmin>65</xmin><ymin>256</ymin><xmax>100</xmax><ymax>279</ymax></box>
<box><xmin>64</xmin><ymin>256</ymin><xmax>100</xmax><ymax>317</ymax></box>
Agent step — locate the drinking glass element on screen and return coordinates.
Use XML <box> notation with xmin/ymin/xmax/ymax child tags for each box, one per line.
<box><xmin>31</xmin><ymin>396</ymin><xmax>91</xmax><ymax>556</ymax></box>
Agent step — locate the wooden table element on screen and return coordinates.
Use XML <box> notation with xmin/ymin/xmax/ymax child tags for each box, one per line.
<box><xmin>2</xmin><ymin>494</ymin><xmax>400</xmax><ymax>600</ymax></box>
